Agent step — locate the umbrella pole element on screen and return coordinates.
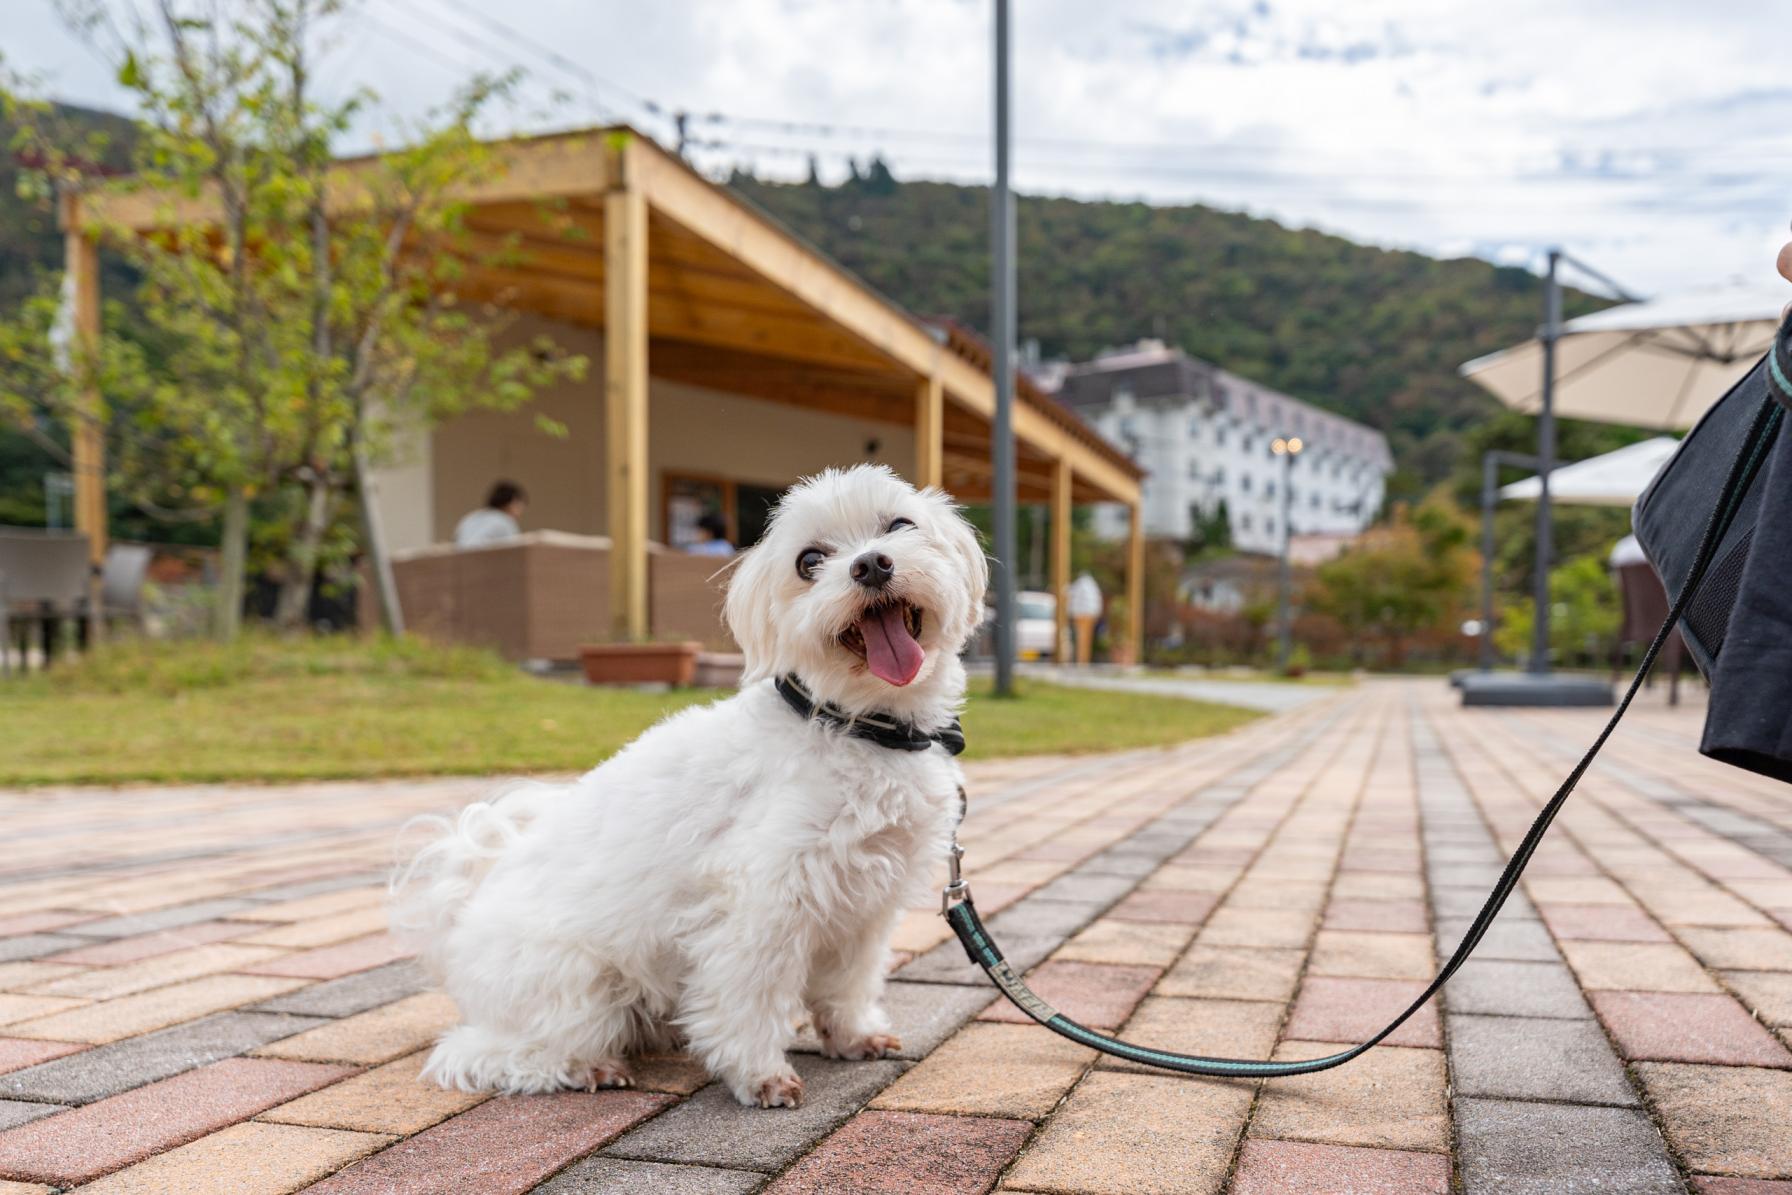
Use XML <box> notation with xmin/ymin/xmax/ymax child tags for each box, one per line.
<box><xmin>1480</xmin><ymin>450</ymin><xmax>1540</xmax><ymax>672</ymax></box>
<box><xmin>1531</xmin><ymin>249</ymin><xmax>1562</xmax><ymax>675</ymax></box>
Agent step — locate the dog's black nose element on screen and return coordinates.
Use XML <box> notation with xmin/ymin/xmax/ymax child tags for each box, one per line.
<box><xmin>850</xmin><ymin>551</ymin><xmax>895</xmax><ymax>589</ymax></box>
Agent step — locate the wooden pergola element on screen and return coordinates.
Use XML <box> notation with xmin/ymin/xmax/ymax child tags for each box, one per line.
<box><xmin>63</xmin><ymin>126</ymin><xmax>1145</xmax><ymax>659</ymax></box>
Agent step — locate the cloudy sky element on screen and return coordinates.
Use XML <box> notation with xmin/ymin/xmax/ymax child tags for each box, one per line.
<box><xmin>8</xmin><ymin>0</ymin><xmax>1790</xmax><ymax>297</ymax></box>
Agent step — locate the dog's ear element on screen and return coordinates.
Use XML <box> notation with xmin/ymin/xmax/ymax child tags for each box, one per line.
<box><xmin>724</xmin><ymin>538</ymin><xmax>781</xmax><ymax>682</ymax></box>
<box><xmin>926</xmin><ymin>487</ymin><xmax>990</xmax><ymax>628</ymax></box>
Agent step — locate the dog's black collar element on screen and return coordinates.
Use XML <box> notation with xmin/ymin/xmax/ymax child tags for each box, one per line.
<box><xmin>775</xmin><ymin>674</ymin><xmax>965</xmax><ymax>756</ymax></box>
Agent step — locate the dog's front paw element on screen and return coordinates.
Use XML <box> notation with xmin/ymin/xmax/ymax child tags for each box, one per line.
<box><xmin>822</xmin><ymin>1031</ymin><xmax>902</xmax><ymax>1061</ymax></box>
<box><xmin>584</xmin><ymin>1059</ymin><xmax>635</xmax><ymax>1090</ymax></box>
<box><xmin>752</xmin><ymin>1069</ymin><xmax>805</xmax><ymax>1109</ymax></box>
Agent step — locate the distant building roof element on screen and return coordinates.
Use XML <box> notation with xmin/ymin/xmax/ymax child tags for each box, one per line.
<box><xmin>1054</xmin><ymin>340</ymin><xmax>1393</xmax><ymax>471</ymax></box>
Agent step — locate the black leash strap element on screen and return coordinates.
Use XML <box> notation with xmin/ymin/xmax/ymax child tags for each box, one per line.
<box><xmin>946</xmin><ymin>393</ymin><xmax>1785</xmax><ymax>1078</ymax></box>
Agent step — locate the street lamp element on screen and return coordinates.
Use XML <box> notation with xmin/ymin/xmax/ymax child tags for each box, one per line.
<box><xmin>1271</xmin><ymin>435</ymin><xmax>1303</xmax><ymax>670</ymax></box>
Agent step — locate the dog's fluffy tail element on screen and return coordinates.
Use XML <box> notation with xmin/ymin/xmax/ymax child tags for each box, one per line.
<box><xmin>389</xmin><ymin>782</ymin><xmax>559</xmax><ymax>982</ymax></box>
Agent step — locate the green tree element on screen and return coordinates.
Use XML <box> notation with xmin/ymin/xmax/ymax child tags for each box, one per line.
<box><xmin>3</xmin><ymin>0</ymin><xmax>584</xmax><ymax>638</ymax></box>
<box><xmin>1306</xmin><ymin>497</ymin><xmax>1477</xmax><ymax>667</ymax></box>
<box><xmin>1494</xmin><ymin>552</ymin><xmax>1621</xmax><ymax>667</ymax></box>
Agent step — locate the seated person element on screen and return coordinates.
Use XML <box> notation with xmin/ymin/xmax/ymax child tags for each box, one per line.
<box><xmin>685</xmin><ymin>512</ymin><xmax>735</xmax><ymax>557</ymax></box>
<box><xmin>455</xmin><ymin>481</ymin><xmax>527</xmax><ymax>547</ymax></box>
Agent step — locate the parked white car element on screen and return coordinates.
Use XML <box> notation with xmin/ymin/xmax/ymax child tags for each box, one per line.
<box><xmin>974</xmin><ymin>590</ymin><xmax>1059</xmax><ymax>660</ymax></box>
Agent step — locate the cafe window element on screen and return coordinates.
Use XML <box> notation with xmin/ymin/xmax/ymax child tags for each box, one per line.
<box><xmin>664</xmin><ymin>473</ymin><xmax>785</xmax><ymax>550</ymax></box>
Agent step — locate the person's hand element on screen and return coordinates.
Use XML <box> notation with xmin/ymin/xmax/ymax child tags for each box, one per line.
<box><xmin>1780</xmin><ymin>227</ymin><xmax>1792</xmax><ymax>320</ymax></box>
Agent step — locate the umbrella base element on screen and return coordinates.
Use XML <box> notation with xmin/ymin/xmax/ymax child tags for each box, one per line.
<box><xmin>1459</xmin><ymin>671</ymin><xmax>1614</xmax><ymax>707</ymax></box>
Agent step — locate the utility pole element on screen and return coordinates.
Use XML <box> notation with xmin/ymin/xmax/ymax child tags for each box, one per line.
<box><xmin>990</xmin><ymin>0</ymin><xmax>1017</xmax><ymax>696</ymax></box>
<box><xmin>674</xmin><ymin>111</ymin><xmax>689</xmax><ymax>159</ymax></box>
<box><xmin>1531</xmin><ymin>249</ymin><xmax>1561</xmax><ymax>675</ymax></box>
<box><xmin>1272</xmin><ymin>435</ymin><xmax>1302</xmax><ymax>670</ymax></box>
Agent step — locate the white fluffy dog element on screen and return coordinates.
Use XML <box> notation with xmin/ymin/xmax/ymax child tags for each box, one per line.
<box><xmin>391</xmin><ymin>464</ymin><xmax>987</xmax><ymax>1108</ymax></box>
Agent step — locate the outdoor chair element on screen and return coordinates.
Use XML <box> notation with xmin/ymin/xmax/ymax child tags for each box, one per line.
<box><xmin>1613</xmin><ymin>557</ymin><xmax>1686</xmax><ymax>706</ymax></box>
<box><xmin>0</xmin><ymin>530</ymin><xmax>91</xmax><ymax>675</ymax></box>
<box><xmin>81</xmin><ymin>542</ymin><xmax>153</xmax><ymax>637</ymax></box>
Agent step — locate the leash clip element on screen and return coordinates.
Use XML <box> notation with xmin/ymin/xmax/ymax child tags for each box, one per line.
<box><xmin>940</xmin><ymin>839</ymin><xmax>970</xmax><ymax>916</ymax></box>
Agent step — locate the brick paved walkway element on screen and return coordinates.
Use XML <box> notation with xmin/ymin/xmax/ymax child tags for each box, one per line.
<box><xmin>1</xmin><ymin>681</ymin><xmax>1790</xmax><ymax>1193</ymax></box>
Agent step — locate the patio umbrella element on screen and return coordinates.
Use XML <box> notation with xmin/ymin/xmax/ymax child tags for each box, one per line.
<box><xmin>1459</xmin><ymin>283</ymin><xmax>1785</xmax><ymax>430</ymax></box>
<box><xmin>1498</xmin><ymin>436</ymin><xmax>1679</xmax><ymax>506</ymax></box>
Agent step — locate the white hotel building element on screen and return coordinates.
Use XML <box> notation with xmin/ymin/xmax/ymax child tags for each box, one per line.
<box><xmin>1051</xmin><ymin>341</ymin><xmax>1393</xmax><ymax>555</ymax></box>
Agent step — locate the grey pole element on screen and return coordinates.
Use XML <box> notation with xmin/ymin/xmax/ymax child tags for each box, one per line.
<box><xmin>1276</xmin><ymin>445</ymin><xmax>1293</xmax><ymax>670</ymax></box>
<box><xmin>1531</xmin><ymin>248</ymin><xmax>1561</xmax><ymax>675</ymax></box>
<box><xmin>1480</xmin><ymin>449</ymin><xmax>1539</xmax><ymax>672</ymax></box>
<box><xmin>990</xmin><ymin>0</ymin><xmax>1017</xmax><ymax>697</ymax></box>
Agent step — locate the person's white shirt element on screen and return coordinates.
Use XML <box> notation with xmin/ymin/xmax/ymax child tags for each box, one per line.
<box><xmin>685</xmin><ymin>538</ymin><xmax>735</xmax><ymax>557</ymax></box>
<box><xmin>454</xmin><ymin>508</ymin><xmax>521</xmax><ymax>547</ymax></box>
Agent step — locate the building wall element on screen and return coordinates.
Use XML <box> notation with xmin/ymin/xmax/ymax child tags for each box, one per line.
<box><xmin>1085</xmin><ymin>391</ymin><xmax>1386</xmax><ymax>553</ymax></box>
<box><xmin>373</xmin><ymin>314</ymin><xmax>918</xmax><ymax>551</ymax></box>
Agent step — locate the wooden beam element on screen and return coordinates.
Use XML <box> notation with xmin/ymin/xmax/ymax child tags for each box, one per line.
<box><xmin>1052</xmin><ymin>457</ymin><xmax>1072</xmax><ymax>662</ymax></box>
<box><xmin>62</xmin><ymin>197</ymin><xmax>106</xmax><ymax>644</ymax></box>
<box><xmin>1127</xmin><ymin>502</ymin><xmax>1144</xmax><ymax>665</ymax></box>
<box><xmin>605</xmin><ymin>149</ymin><xmax>649</xmax><ymax>640</ymax></box>
<box><xmin>915</xmin><ymin>374</ymin><xmax>943</xmax><ymax>490</ymax></box>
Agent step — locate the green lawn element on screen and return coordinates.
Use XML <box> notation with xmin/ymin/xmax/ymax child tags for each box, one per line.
<box><xmin>1143</xmin><ymin>667</ymin><xmax>1357</xmax><ymax>687</ymax></box>
<box><xmin>0</xmin><ymin>637</ymin><xmax>1260</xmax><ymax>786</ymax></box>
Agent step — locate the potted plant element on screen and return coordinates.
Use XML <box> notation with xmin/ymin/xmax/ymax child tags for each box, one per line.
<box><xmin>1282</xmin><ymin>643</ymin><xmax>1312</xmax><ymax>679</ymax></box>
<box><xmin>578</xmin><ymin>636</ymin><xmax>703</xmax><ymax>686</ymax></box>
<box><xmin>1106</xmin><ymin>597</ymin><xmax>1136</xmax><ymax>666</ymax></box>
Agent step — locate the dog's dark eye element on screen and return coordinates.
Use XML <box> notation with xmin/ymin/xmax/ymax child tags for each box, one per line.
<box><xmin>887</xmin><ymin>517</ymin><xmax>916</xmax><ymax>533</ymax></box>
<box><xmin>796</xmin><ymin>547</ymin><xmax>827</xmax><ymax>580</ymax></box>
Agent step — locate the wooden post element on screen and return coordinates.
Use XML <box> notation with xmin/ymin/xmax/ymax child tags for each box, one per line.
<box><xmin>915</xmin><ymin>373</ymin><xmax>943</xmax><ymax>490</ymax></box>
<box><xmin>1127</xmin><ymin>501</ymin><xmax>1144</xmax><ymax>665</ymax></box>
<box><xmin>63</xmin><ymin>199</ymin><xmax>106</xmax><ymax>645</ymax></box>
<box><xmin>1051</xmin><ymin>457</ymin><xmax>1071</xmax><ymax>661</ymax></box>
<box><xmin>605</xmin><ymin>144</ymin><xmax>650</xmax><ymax>641</ymax></box>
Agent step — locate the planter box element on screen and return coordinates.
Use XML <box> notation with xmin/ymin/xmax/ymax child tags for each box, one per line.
<box><xmin>579</xmin><ymin>641</ymin><xmax>702</xmax><ymax>686</ymax></box>
<box><xmin>694</xmin><ymin>651</ymin><xmax>745</xmax><ymax>688</ymax></box>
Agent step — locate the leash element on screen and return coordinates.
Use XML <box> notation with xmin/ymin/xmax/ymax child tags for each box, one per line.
<box><xmin>942</xmin><ymin>391</ymin><xmax>1786</xmax><ymax>1078</ymax></box>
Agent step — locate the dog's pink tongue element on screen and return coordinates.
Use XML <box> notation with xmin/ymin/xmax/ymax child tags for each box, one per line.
<box><xmin>858</xmin><ymin>604</ymin><xmax>925</xmax><ymax>686</ymax></box>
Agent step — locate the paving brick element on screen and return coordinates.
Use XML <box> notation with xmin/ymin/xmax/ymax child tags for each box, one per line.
<box><xmin>0</xmin><ymin>913</ymin><xmax>88</xmax><ymax>938</ymax></box>
<box><xmin>1108</xmin><ymin>890</ymin><xmax>1219</xmax><ymax>925</ymax></box>
<box><xmin>1227</xmin><ymin>879</ymin><xmax>1328</xmax><ymax>913</ymax></box>
<box><xmin>0</xmin><ymin>937</ymin><xmax>87</xmax><ymax>965</ymax></box>
<box><xmin>0</xmin><ymin>1179</ymin><xmax>50</xmax><ymax>1195</ymax></box>
<box><xmin>26</xmin><ymin>942</ymin><xmax>286</xmax><ymax>1001</ymax></box>
<box><xmin>628</xmin><ymin>1054</ymin><xmax>712</xmax><ymax>1096</ymax></box>
<box><xmin>1096</xmin><ymin>996</ymin><xmax>1281</xmax><ymax>1074</ymax></box>
<box><xmin>870</xmin><ymin>1022</ymin><xmax>1091</xmax><ymax>1118</ymax></box>
<box><xmin>73</xmin><ymin>1121</ymin><xmax>392</xmax><ymax>1195</ymax></box>
<box><xmin>1323</xmin><ymin>899</ymin><xmax>1429</xmax><ymax>933</ymax></box>
<box><xmin>604</xmin><ymin>1054</ymin><xmax>903</xmax><ymax>1172</ymax></box>
<box><xmin>1052</xmin><ymin>919</ymin><xmax>1195</xmax><ymax>967</ymax></box>
<box><xmin>45</xmin><ymin>921</ymin><xmax>260</xmax><ymax>966</ymax></box>
<box><xmin>1691</xmin><ymin>1179</ymin><xmax>1792</xmax><ymax>1195</ymax></box>
<box><xmin>242</xmin><ymin>872</ymin><xmax>388</xmax><ymax>903</ymax></box>
<box><xmin>1254</xmin><ymin>1041</ymin><xmax>1447</xmax><ymax>1152</ymax></box>
<box><xmin>1677</xmin><ymin>927</ymin><xmax>1792</xmax><ymax>972</ymax></box>
<box><xmin>1453</xmin><ymin>1097</ymin><xmax>1684</xmax><ymax>1195</ymax></box>
<box><xmin>1002</xmin><ymin>1070</ymin><xmax>1252</xmax><ymax>1195</ymax></box>
<box><xmin>1028</xmin><ymin>871</ymin><xmax>1139</xmax><ymax>906</ymax></box>
<box><xmin>4</xmin><ymin>973</ymin><xmax>306</xmax><ymax>1044</ymax></box>
<box><xmin>237</xmin><ymin>907</ymin><xmax>390</xmax><ymax>950</ymax></box>
<box><xmin>1536</xmin><ymin>902</ymin><xmax>1672</xmax><ymax>942</ymax></box>
<box><xmin>790</xmin><ymin>981</ymin><xmax>991</xmax><ymax>1062</ymax></box>
<box><xmin>1446</xmin><ymin>1014</ymin><xmax>1636</xmax><ymax>1106</ymax></box>
<box><xmin>1230</xmin><ymin>1139</ymin><xmax>1450</xmax><ymax>1195</ymax></box>
<box><xmin>1722</xmin><ymin>970</ymin><xmax>1792</xmax><ymax>1027</ymax></box>
<box><xmin>57</xmin><ymin>900</ymin><xmax>263</xmax><ymax>940</ymax></box>
<box><xmin>1524</xmin><ymin>877</ymin><xmax>1631</xmax><ymax>906</ymax></box>
<box><xmin>0</xmin><ymin>1040</ymin><xmax>83</xmax><ymax>1078</ymax></box>
<box><xmin>1434</xmin><ymin>916</ymin><xmax>1560</xmax><ymax>962</ymax></box>
<box><xmin>1331</xmin><ymin>873</ymin><xmax>1426</xmax><ymax>902</ymax></box>
<box><xmin>1195</xmin><ymin>906</ymin><xmax>1314</xmax><ymax>949</ymax></box>
<box><xmin>1591</xmin><ymin>991</ymin><xmax>1792</xmax><ymax>1067</ymax></box>
<box><xmin>764</xmin><ymin>1109</ymin><xmax>1030</xmax><ymax>1195</ymax></box>
<box><xmin>1308</xmin><ymin>930</ymin><xmax>1434</xmax><ymax>980</ymax></box>
<box><xmin>238</xmin><ymin>932</ymin><xmax>416</xmax><ymax>980</ymax></box>
<box><xmin>307</xmin><ymin>1090</ymin><xmax>672</xmax><ymax>1195</ymax></box>
<box><xmin>0</xmin><ymin>1011</ymin><xmax>325</xmax><ymax>1104</ymax></box>
<box><xmin>254</xmin><ymin>993</ymin><xmax>458</xmax><ymax>1065</ymax></box>
<box><xmin>1138</xmin><ymin>864</ymin><xmax>1236</xmax><ymax>892</ymax></box>
<box><xmin>1283</xmin><ymin>977</ymin><xmax>1441</xmax><ymax>1048</ymax></box>
<box><xmin>0</xmin><ymin>995</ymin><xmax>85</xmax><ymax>1027</ymax></box>
<box><xmin>1637</xmin><ymin>1062</ymin><xmax>1792</xmax><ymax>1179</ymax></box>
<box><xmin>1560</xmin><ymin>940</ymin><xmax>1719</xmax><ymax>993</ymax></box>
<box><xmin>259</xmin><ymin>1049</ymin><xmax>486</xmax><ymax>1135</ymax></box>
<box><xmin>1433</xmin><ymin>886</ymin><xmax>1536</xmax><ymax>920</ymax></box>
<box><xmin>534</xmin><ymin>1157</ymin><xmax>765</xmax><ymax>1194</ymax></box>
<box><xmin>1442</xmin><ymin>960</ymin><xmax>1590</xmax><ymax>1020</ymax></box>
<box><xmin>0</xmin><ymin>964</ymin><xmax>81</xmax><ymax>993</ymax></box>
<box><xmin>249</xmin><ymin>961</ymin><xmax>428</xmax><ymax>1018</ymax></box>
<box><xmin>232</xmin><ymin>886</ymin><xmax>384</xmax><ymax>924</ymax></box>
<box><xmin>977</xmin><ymin>961</ymin><xmax>1159</xmax><ymax>1029</ymax></box>
<box><xmin>0</xmin><ymin>1103</ymin><xmax>62</xmax><ymax>1131</ymax></box>
<box><xmin>1157</xmin><ymin>945</ymin><xmax>1303</xmax><ymax>1003</ymax></box>
<box><xmin>0</xmin><ymin>1056</ymin><xmax>352</xmax><ymax>1185</ymax></box>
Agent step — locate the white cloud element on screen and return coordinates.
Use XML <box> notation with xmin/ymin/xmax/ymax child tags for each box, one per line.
<box><xmin>6</xmin><ymin>0</ymin><xmax>1788</xmax><ymax>295</ymax></box>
